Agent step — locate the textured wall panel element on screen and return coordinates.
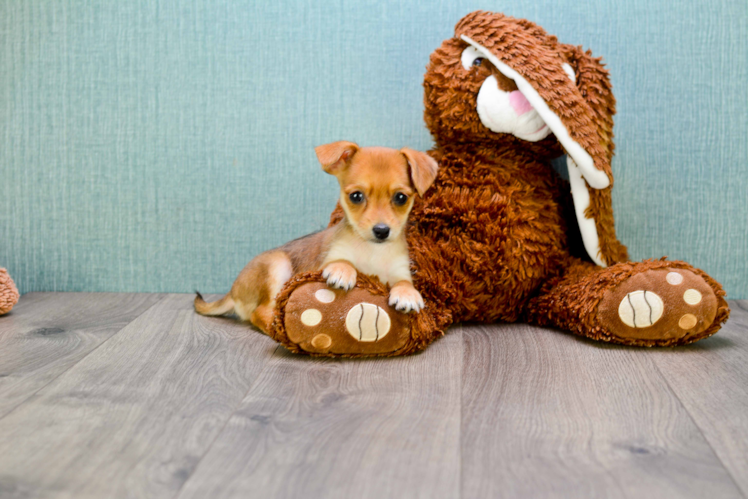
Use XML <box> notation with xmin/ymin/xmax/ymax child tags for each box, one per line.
<box><xmin>1</xmin><ymin>0</ymin><xmax>746</xmax><ymax>297</ymax></box>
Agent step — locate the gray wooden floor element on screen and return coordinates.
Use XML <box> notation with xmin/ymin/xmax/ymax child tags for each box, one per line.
<box><xmin>0</xmin><ymin>293</ymin><xmax>746</xmax><ymax>498</ymax></box>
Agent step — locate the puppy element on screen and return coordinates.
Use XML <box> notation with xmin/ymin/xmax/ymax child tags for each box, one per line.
<box><xmin>194</xmin><ymin>141</ymin><xmax>439</xmax><ymax>334</ymax></box>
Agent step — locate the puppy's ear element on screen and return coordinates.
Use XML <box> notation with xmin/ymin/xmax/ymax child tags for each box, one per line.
<box><xmin>401</xmin><ymin>148</ymin><xmax>439</xmax><ymax>197</ymax></box>
<box><xmin>315</xmin><ymin>141</ymin><xmax>359</xmax><ymax>175</ymax></box>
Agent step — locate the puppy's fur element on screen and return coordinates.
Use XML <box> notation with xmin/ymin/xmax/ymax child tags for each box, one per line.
<box><xmin>194</xmin><ymin>141</ymin><xmax>438</xmax><ymax>333</ymax></box>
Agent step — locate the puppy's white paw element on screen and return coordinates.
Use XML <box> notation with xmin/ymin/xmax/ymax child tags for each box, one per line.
<box><xmin>389</xmin><ymin>286</ymin><xmax>425</xmax><ymax>313</ymax></box>
<box><xmin>322</xmin><ymin>262</ymin><xmax>357</xmax><ymax>291</ymax></box>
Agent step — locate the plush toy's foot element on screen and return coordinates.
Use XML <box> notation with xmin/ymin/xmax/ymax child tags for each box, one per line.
<box><xmin>598</xmin><ymin>268</ymin><xmax>719</xmax><ymax>343</ymax></box>
<box><xmin>526</xmin><ymin>258</ymin><xmax>729</xmax><ymax>347</ymax></box>
<box><xmin>277</xmin><ymin>281</ymin><xmax>414</xmax><ymax>356</ymax></box>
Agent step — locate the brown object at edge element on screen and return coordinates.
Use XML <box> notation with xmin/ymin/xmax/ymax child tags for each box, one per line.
<box><xmin>0</xmin><ymin>268</ymin><xmax>20</xmax><ymax>315</ymax></box>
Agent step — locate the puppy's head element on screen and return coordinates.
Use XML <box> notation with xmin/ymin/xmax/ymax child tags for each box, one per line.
<box><xmin>315</xmin><ymin>141</ymin><xmax>438</xmax><ymax>243</ymax></box>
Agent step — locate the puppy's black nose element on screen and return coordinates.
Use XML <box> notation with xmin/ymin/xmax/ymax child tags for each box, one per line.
<box><xmin>372</xmin><ymin>224</ymin><xmax>390</xmax><ymax>240</ymax></box>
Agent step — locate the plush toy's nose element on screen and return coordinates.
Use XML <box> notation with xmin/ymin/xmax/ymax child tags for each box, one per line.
<box><xmin>508</xmin><ymin>90</ymin><xmax>533</xmax><ymax>116</ymax></box>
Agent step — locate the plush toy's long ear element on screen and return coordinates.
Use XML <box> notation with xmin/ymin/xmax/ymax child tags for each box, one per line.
<box><xmin>455</xmin><ymin>11</ymin><xmax>628</xmax><ymax>266</ymax></box>
<box><xmin>560</xmin><ymin>43</ymin><xmax>629</xmax><ymax>266</ymax></box>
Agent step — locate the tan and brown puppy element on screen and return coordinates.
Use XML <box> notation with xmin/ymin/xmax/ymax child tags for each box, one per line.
<box><xmin>194</xmin><ymin>141</ymin><xmax>438</xmax><ymax>333</ymax></box>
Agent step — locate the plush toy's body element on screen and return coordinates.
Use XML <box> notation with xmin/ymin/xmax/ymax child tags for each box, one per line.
<box><xmin>405</xmin><ymin>145</ymin><xmax>573</xmax><ymax>326</ymax></box>
<box><xmin>265</xmin><ymin>11</ymin><xmax>729</xmax><ymax>356</ymax></box>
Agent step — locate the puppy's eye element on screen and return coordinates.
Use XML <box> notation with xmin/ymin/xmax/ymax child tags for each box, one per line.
<box><xmin>472</xmin><ymin>57</ymin><xmax>484</xmax><ymax>67</ymax></box>
<box><xmin>393</xmin><ymin>192</ymin><xmax>408</xmax><ymax>206</ymax></box>
<box><xmin>348</xmin><ymin>191</ymin><xmax>364</xmax><ymax>204</ymax></box>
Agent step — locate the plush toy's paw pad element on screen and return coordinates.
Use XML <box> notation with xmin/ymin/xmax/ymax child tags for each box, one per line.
<box><xmin>617</xmin><ymin>290</ymin><xmax>664</xmax><ymax>328</ymax></box>
<box><xmin>283</xmin><ymin>282</ymin><xmax>411</xmax><ymax>355</ymax></box>
<box><xmin>599</xmin><ymin>268</ymin><xmax>718</xmax><ymax>341</ymax></box>
<box><xmin>345</xmin><ymin>303</ymin><xmax>391</xmax><ymax>341</ymax></box>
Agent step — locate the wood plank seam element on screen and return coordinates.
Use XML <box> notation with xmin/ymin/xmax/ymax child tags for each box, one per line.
<box><xmin>176</xmin><ymin>329</ymin><xmax>464</xmax><ymax>497</ymax></box>
<box><xmin>456</xmin><ymin>324</ymin><xmax>466</xmax><ymax>500</ymax></box>
<box><xmin>0</xmin><ymin>294</ymin><xmax>283</xmax><ymax>497</ymax></box>
<box><xmin>649</xmin><ymin>300</ymin><xmax>748</xmax><ymax>498</ymax></box>
<box><xmin>458</xmin><ymin>320</ymin><xmax>743</xmax><ymax>498</ymax></box>
<box><xmin>648</xmin><ymin>359</ymin><xmax>745</xmax><ymax>497</ymax></box>
<box><xmin>0</xmin><ymin>293</ymin><xmax>167</xmax><ymax>422</ymax></box>
<box><xmin>173</xmin><ymin>343</ymin><xmax>283</xmax><ymax>497</ymax></box>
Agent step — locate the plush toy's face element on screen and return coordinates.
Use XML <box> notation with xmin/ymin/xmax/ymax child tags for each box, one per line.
<box><xmin>424</xmin><ymin>38</ymin><xmax>557</xmax><ymax>147</ymax></box>
<box><xmin>423</xmin><ymin>10</ymin><xmax>622</xmax><ymax>268</ymax></box>
<box><xmin>460</xmin><ymin>45</ymin><xmax>552</xmax><ymax>142</ymax></box>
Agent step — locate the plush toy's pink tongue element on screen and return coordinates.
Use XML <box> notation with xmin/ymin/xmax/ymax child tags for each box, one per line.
<box><xmin>508</xmin><ymin>90</ymin><xmax>533</xmax><ymax>116</ymax></box>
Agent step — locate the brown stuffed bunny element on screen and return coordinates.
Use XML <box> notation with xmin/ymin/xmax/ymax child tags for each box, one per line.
<box><xmin>267</xmin><ymin>11</ymin><xmax>729</xmax><ymax>356</ymax></box>
<box><xmin>0</xmin><ymin>268</ymin><xmax>20</xmax><ymax>315</ymax></box>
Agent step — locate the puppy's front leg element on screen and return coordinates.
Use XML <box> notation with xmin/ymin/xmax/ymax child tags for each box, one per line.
<box><xmin>322</xmin><ymin>260</ymin><xmax>357</xmax><ymax>291</ymax></box>
<box><xmin>389</xmin><ymin>280</ymin><xmax>425</xmax><ymax>313</ymax></box>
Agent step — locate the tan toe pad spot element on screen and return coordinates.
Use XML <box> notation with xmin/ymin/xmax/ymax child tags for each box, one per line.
<box><xmin>314</xmin><ymin>289</ymin><xmax>336</xmax><ymax>303</ymax></box>
<box><xmin>311</xmin><ymin>334</ymin><xmax>332</xmax><ymax>350</ymax></box>
<box><xmin>683</xmin><ymin>289</ymin><xmax>702</xmax><ymax>305</ymax></box>
<box><xmin>666</xmin><ymin>272</ymin><xmax>684</xmax><ymax>285</ymax></box>
<box><xmin>300</xmin><ymin>308</ymin><xmax>322</xmax><ymax>326</ymax></box>
<box><xmin>679</xmin><ymin>314</ymin><xmax>698</xmax><ymax>330</ymax></box>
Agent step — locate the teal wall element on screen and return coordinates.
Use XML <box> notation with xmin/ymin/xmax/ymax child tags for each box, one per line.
<box><xmin>1</xmin><ymin>1</ymin><xmax>747</xmax><ymax>298</ymax></box>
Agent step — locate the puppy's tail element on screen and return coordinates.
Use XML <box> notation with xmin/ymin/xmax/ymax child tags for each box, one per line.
<box><xmin>194</xmin><ymin>291</ymin><xmax>235</xmax><ymax>317</ymax></box>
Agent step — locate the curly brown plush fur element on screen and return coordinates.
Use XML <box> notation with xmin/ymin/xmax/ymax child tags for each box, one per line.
<box><xmin>0</xmin><ymin>268</ymin><xmax>20</xmax><ymax>315</ymax></box>
<box><xmin>269</xmin><ymin>11</ymin><xmax>729</xmax><ymax>356</ymax></box>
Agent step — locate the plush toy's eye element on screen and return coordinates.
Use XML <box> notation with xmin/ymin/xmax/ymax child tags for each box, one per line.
<box><xmin>348</xmin><ymin>191</ymin><xmax>364</xmax><ymax>204</ymax></box>
<box><xmin>393</xmin><ymin>192</ymin><xmax>408</xmax><ymax>206</ymax></box>
<box><xmin>461</xmin><ymin>46</ymin><xmax>485</xmax><ymax>70</ymax></box>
